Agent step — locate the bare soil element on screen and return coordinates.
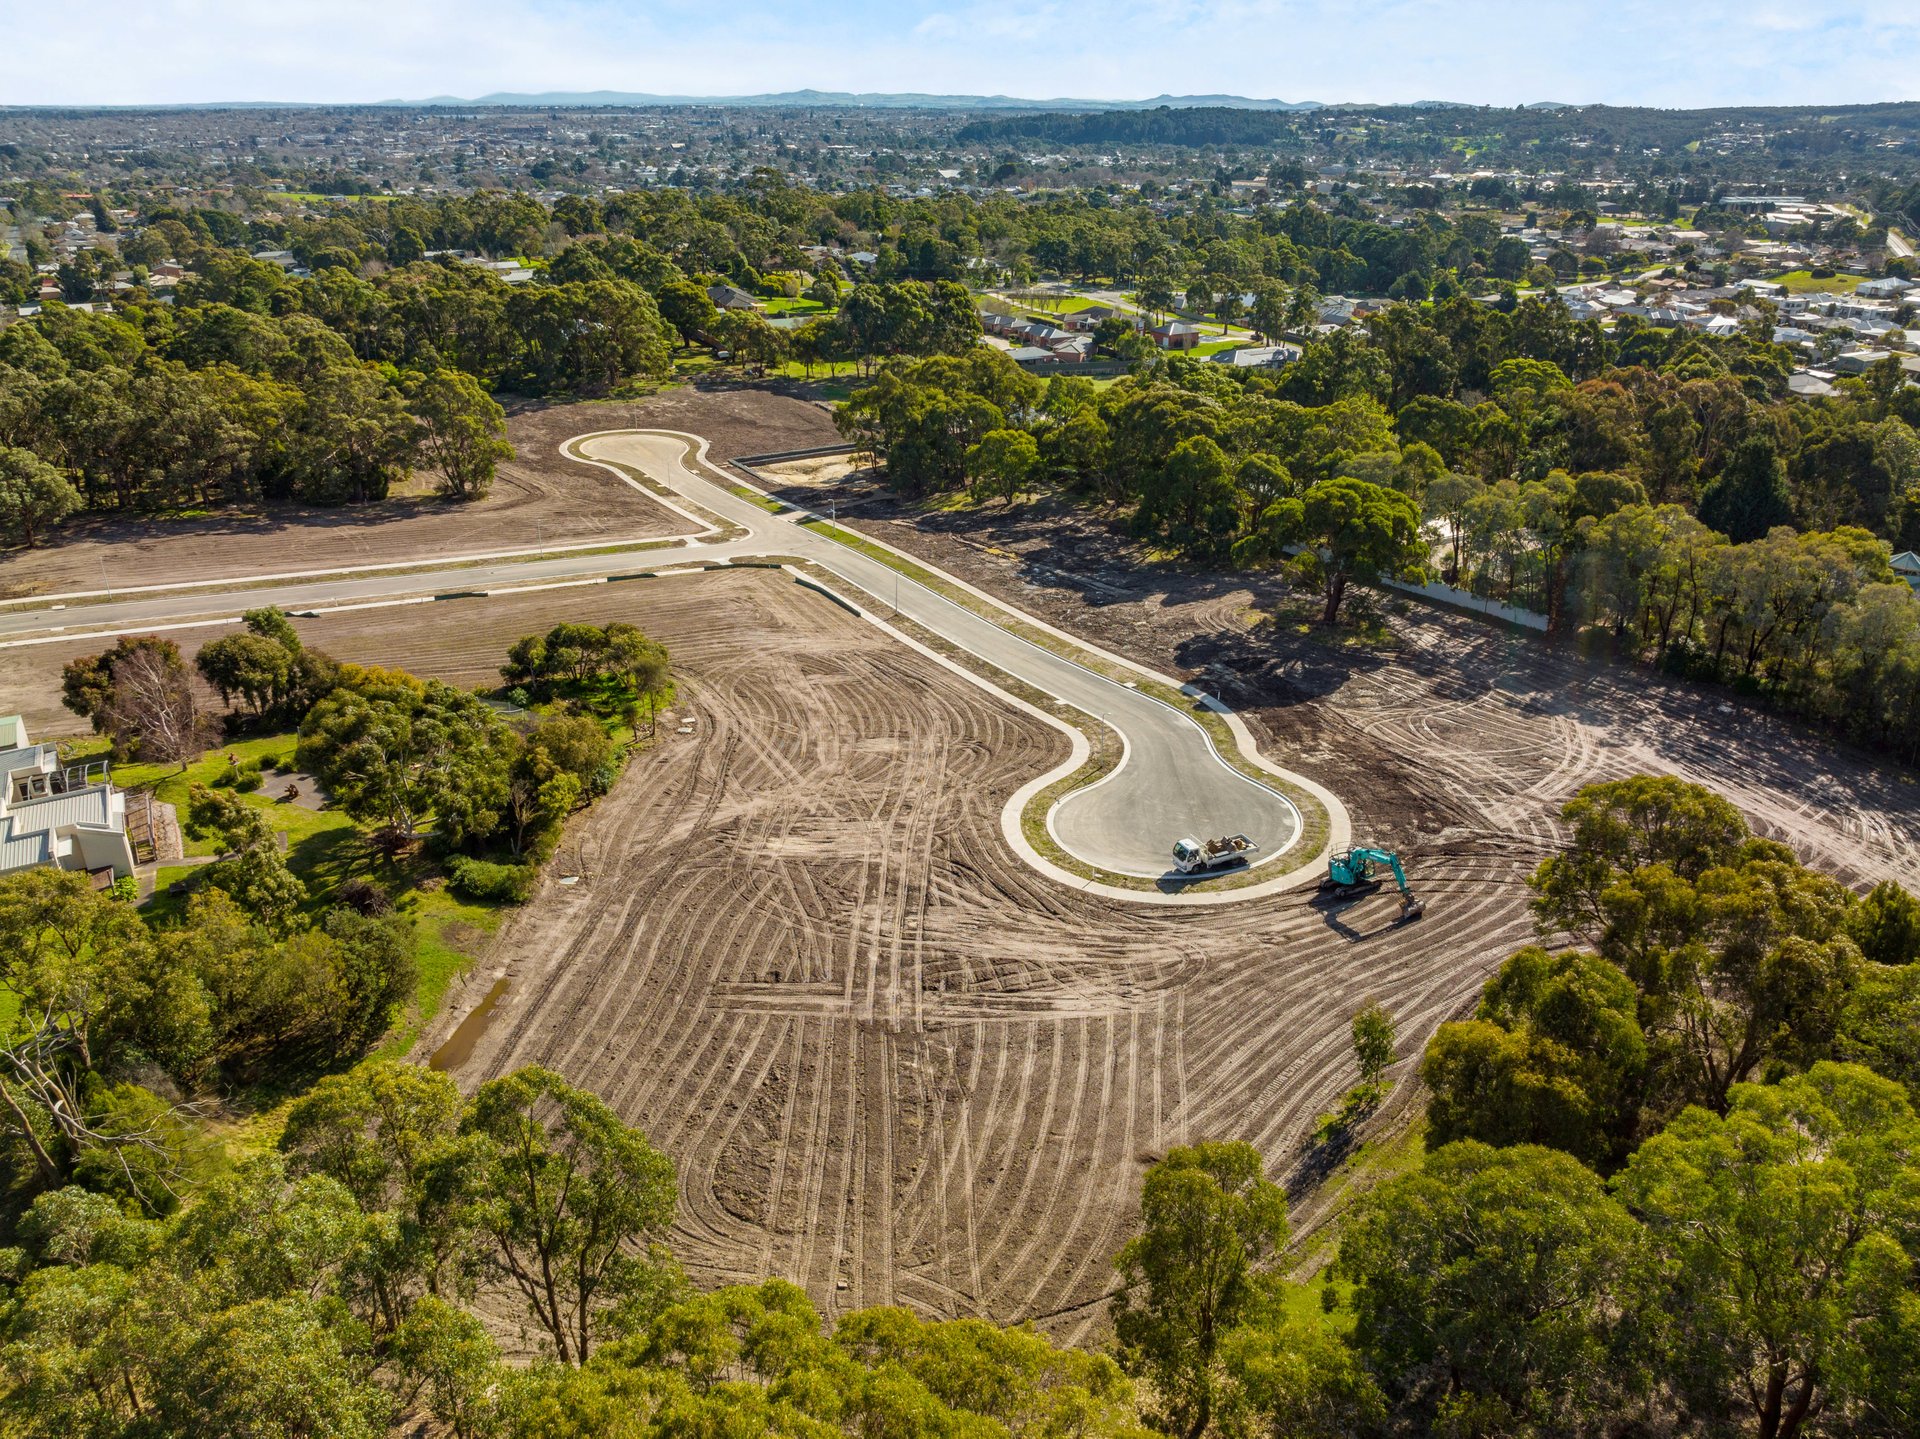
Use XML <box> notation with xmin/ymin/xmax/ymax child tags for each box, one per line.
<box><xmin>400</xmin><ymin>568</ymin><xmax>1560</xmax><ymax>1347</ymax></box>
<box><xmin>9</xmin><ymin>405</ymin><xmax>1915</xmax><ymax>1349</ymax></box>
<box><xmin>772</xmin><ymin>479</ymin><xmax>1920</xmax><ymax>894</ymax></box>
<box><xmin>0</xmin><ymin>385</ymin><xmax>837</xmax><ymax>599</ymax></box>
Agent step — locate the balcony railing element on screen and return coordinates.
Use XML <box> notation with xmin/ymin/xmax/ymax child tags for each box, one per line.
<box><xmin>7</xmin><ymin>758</ymin><xmax>111</xmax><ymax>806</ymax></box>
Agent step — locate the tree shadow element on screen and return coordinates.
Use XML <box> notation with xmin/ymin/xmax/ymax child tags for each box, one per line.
<box><xmin>1171</xmin><ymin>622</ymin><xmax>1393</xmax><ymax>712</ymax></box>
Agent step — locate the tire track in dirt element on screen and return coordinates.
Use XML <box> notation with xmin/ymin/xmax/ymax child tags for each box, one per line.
<box><xmin>254</xmin><ymin>544</ymin><xmax>1918</xmax><ymax>1336</ymax></box>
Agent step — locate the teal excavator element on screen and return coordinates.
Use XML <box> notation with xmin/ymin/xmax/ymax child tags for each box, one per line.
<box><xmin>1321</xmin><ymin>847</ymin><xmax>1424</xmax><ymax>922</ymax></box>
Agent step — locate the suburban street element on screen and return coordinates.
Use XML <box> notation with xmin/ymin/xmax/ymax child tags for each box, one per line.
<box><xmin>2</xmin><ymin>429</ymin><xmax>1307</xmax><ymax>882</ymax></box>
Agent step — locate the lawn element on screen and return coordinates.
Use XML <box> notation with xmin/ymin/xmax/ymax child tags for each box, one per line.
<box><xmin>1768</xmin><ymin>269</ymin><xmax>1872</xmax><ymax>294</ymax></box>
<box><xmin>115</xmin><ymin>729</ymin><xmax>507</xmax><ymax>1050</ymax></box>
<box><xmin>1289</xmin><ymin>1114</ymin><xmax>1429</xmax><ymax>1275</ymax></box>
<box><xmin>987</xmin><ymin>291</ymin><xmax>1101</xmax><ymax>317</ymax></box>
<box><xmin>762</xmin><ymin>297</ymin><xmax>834</xmax><ymax>316</ymax></box>
<box><xmin>1191</xmin><ymin>338</ymin><xmax>1247</xmax><ymax>358</ymax></box>
<box><xmin>770</xmin><ymin>361</ymin><xmax>863</xmax><ymax>391</ymax></box>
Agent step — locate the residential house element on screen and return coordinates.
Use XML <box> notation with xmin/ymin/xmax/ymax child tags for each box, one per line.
<box><xmin>1147</xmin><ymin>320</ymin><xmax>1202</xmax><ymax>351</ymax></box>
<box><xmin>458</xmin><ymin>256</ymin><xmax>536</xmax><ymax>285</ymax></box>
<box><xmin>1315</xmin><ymin>295</ymin><xmax>1358</xmax><ymax>327</ymax></box>
<box><xmin>1831</xmin><ymin>349</ymin><xmax>1917</xmax><ymax>377</ymax></box>
<box><xmin>707</xmin><ymin>283</ymin><xmax>756</xmax><ymax>311</ymax></box>
<box><xmin>1210</xmin><ymin>344</ymin><xmax>1301</xmax><ymax>369</ymax></box>
<box><xmin>1787</xmin><ymin>370</ymin><xmax>1839</xmax><ymax>399</ymax></box>
<box><xmin>1061</xmin><ymin>305</ymin><xmax>1120</xmax><ymax>332</ymax></box>
<box><xmin>1011</xmin><ymin>320</ymin><xmax>1074</xmax><ymax>348</ymax></box>
<box><xmin>1893</xmin><ymin>552</ymin><xmax>1920</xmax><ymax>594</ymax></box>
<box><xmin>0</xmin><ymin>715</ymin><xmax>136</xmax><ymax>883</ymax></box>
<box><xmin>1857</xmin><ymin>277</ymin><xmax>1914</xmax><ymax>300</ymax></box>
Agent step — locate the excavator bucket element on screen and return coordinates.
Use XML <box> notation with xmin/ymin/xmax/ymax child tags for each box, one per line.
<box><xmin>1398</xmin><ymin>892</ymin><xmax>1425</xmax><ymax>922</ymax></box>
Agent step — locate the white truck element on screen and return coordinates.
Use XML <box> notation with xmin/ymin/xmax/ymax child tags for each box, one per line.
<box><xmin>1172</xmin><ymin>833</ymin><xmax>1257</xmax><ymax>874</ymax></box>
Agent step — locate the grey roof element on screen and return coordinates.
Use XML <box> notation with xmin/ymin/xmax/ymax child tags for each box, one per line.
<box><xmin>0</xmin><ymin>786</ymin><xmax>116</xmax><ymax>873</ymax></box>
<box><xmin>0</xmin><ymin>742</ymin><xmax>50</xmax><ymax>781</ymax></box>
<box><xmin>1211</xmin><ymin>344</ymin><xmax>1300</xmax><ymax>367</ymax></box>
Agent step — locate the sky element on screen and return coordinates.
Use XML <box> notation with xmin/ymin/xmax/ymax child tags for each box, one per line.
<box><xmin>5</xmin><ymin>0</ymin><xmax>1917</xmax><ymax>109</ymax></box>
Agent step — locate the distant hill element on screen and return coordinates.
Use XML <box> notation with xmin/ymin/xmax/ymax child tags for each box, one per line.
<box><xmin>393</xmin><ymin>90</ymin><xmax>1330</xmax><ymax>112</ymax></box>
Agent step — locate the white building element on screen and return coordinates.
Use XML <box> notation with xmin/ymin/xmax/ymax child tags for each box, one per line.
<box><xmin>1856</xmin><ymin>277</ymin><xmax>1913</xmax><ymax>300</ymax></box>
<box><xmin>0</xmin><ymin>716</ymin><xmax>136</xmax><ymax>882</ymax></box>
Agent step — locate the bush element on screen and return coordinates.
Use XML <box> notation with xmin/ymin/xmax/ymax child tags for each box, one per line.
<box><xmin>212</xmin><ymin>761</ymin><xmax>263</xmax><ymax>792</ymax></box>
<box><xmin>447</xmin><ymin>856</ymin><xmax>537</xmax><ymax>904</ymax></box>
<box><xmin>109</xmin><ymin>875</ymin><xmax>139</xmax><ymax>903</ymax></box>
<box><xmin>337</xmin><ymin>877</ymin><xmax>394</xmax><ymax>916</ymax></box>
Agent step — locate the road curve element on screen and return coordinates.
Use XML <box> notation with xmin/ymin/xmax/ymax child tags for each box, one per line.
<box><xmin>574</xmin><ymin>432</ymin><xmax>1302</xmax><ymax>880</ymax></box>
<box><xmin>0</xmin><ymin>427</ymin><xmax>1331</xmax><ymax>887</ymax></box>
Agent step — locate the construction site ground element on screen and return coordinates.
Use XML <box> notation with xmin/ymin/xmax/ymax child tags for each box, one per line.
<box><xmin>412</xmin><ymin>533</ymin><xmax>1912</xmax><ymax>1345</ymax></box>
<box><xmin>5</xmin><ymin>395</ymin><xmax>1915</xmax><ymax>1348</ymax></box>
<box><xmin>0</xmin><ymin>387</ymin><xmax>835</xmax><ymax>599</ymax></box>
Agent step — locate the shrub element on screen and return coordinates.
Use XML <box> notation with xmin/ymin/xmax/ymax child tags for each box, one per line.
<box><xmin>337</xmin><ymin>877</ymin><xmax>394</xmax><ymax>916</ymax></box>
<box><xmin>447</xmin><ymin>856</ymin><xmax>537</xmax><ymax>904</ymax></box>
<box><xmin>212</xmin><ymin>760</ymin><xmax>263</xmax><ymax>792</ymax></box>
<box><xmin>109</xmin><ymin>874</ymin><xmax>139</xmax><ymax>903</ymax></box>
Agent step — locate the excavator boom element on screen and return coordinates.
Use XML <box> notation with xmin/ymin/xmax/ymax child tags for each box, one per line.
<box><xmin>1321</xmin><ymin>846</ymin><xmax>1424</xmax><ymax>921</ymax></box>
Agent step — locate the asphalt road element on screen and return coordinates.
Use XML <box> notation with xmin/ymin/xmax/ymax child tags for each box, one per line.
<box><xmin>1</xmin><ymin>430</ymin><xmax>1302</xmax><ymax>880</ymax></box>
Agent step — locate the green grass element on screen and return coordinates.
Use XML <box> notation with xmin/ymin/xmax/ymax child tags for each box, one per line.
<box><xmin>731</xmin><ymin>486</ymin><xmax>790</xmax><ymax>514</ymax></box>
<box><xmin>1265</xmin><ymin>1277</ymin><xmax>1358</xmax><ymax>1335</ymax></box>
<box><xmin>993</xmin><ymin>292</ymin><xmax>1100</xmax><ymax>316</ymax></box>
<box><xmin>111</xmin><ymin>735</ymin><xmax>364</xmax><ymax>871</ymax></box>
<box><xmin>771</xmin><ymin>360</ymin><xmax>863</xmax><ymax>384</ymax></box>
<box><xmin>1289</xmin><ymin>1115</ymin><xmax>1429</xmax><ymax>1275</ymax></box>
<box><xmin>144</xmin><ymin>864</ymin><xmax>208</xmax><ymax>922</ymax></box>
<box><xmin>379</xmin><ymin>887</ymin><xmax>504</xmax><ymax>1058</ymax></box>
<box><xmin>1767</xmin><ymin>268</ymin><xmax>1871</xmax><ymax>294</ymax></box>
<box><xmin>1191</xmin><ymin>338</ymin><xmax>1246</xmax><ymax>357</ymax></box>
<box><xmin>762</xmin><ymin>297</ymin><xmax>834</xmax><ymax>316</ymax></box>
<box><xmin>116</xmin><ymin>730</ymin><xmax>507</xmax><ymax>1054</ymax></box>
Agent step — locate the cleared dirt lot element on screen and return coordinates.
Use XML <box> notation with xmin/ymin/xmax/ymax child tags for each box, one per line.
<box><xmin>783</xmin><ymin>481</ymin><xmax>1920</xmax><ymax>896</ymax></box>
<box><xmin>7</xmin><ymin>417</ymin><xmax>1915</xmax><ymax>1347</ymax></box>
<box><xmin>380</xmin><ymin>569</ymin><xmax>1548</xmax><ymax>1344</ymax></box>
<box><xmin>0</xmin><ymin>386</ymin><xmax>837</xmax><ymax>598</ymax></box>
